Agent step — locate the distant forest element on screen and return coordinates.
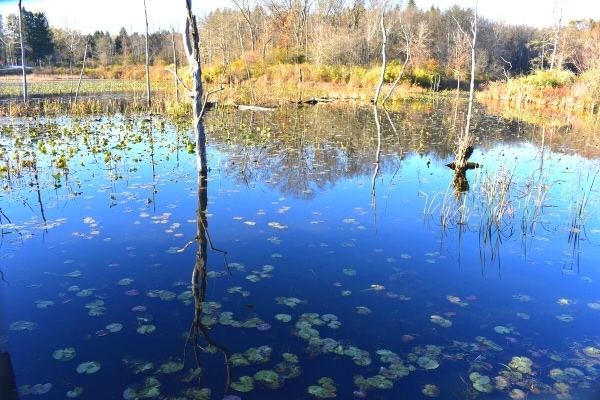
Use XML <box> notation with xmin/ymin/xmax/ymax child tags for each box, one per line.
<box><xmin>1</xmin><ymin>0</ymin><xmax>599</xmax><ymax>86</ymax></box>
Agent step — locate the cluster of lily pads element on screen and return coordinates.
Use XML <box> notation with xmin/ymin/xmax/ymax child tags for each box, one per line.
<box><xmin>307</xmin><ymin>377</ymin><xmax>337</xmax><ymax>398</ymax></box>
<box><xmin>230</xmin><ymin>352</ymin><xmax>303</xmax><ymax>392</ymax></box>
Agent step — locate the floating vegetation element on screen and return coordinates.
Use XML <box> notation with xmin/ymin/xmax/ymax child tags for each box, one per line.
<box><xmin>9</xmin><ymin>321</ymin><xmax>38</xmax><ymax>331</ymax></box>
<box><xmin>117</xmin><ymin>278</ymin><xmax>134</xmax><ymax>285</ymax></box>
<box><xmin>469</xmin><ymin>372</ymin><xmax>493</xmax><ymax>393</ymax></box>
<box><xmin>516</xmin><ymin>312</ymin><xmax>530</xmax><ymax>319</ymax></box>
<box><xmin>35</xmin><ymin>300</ymin><xmax>54</xmax><ymax>309</ymax></box>
<box><xmin>157</xmin><ymin>361</ymin><xmax>184</xmax><ymax>374</ymax></box>
<box><xmin>307</xmin><ymin>377</ymin><xmax>337</xmax><ymax>399</ymax></box>
<box><xmin>446</xmin><ymin>295</ymin><xmax>469</xmax><ymax>307</ymax></box>
<box><xmin>275</xmin><ymin>313</ymin><xmax>292</xmax><ymax>322</ymax></box>
<box><xmin>76</xmin><ymin>289</ymin><xmax>94</xmax><ymax>297</ymax></box>
<box><xmin>583</xmin><ymin>346</ymin><xmax>600</xmax><ymax>358</ymax></box>
<box><xmin>417</xmin><ymin>356</ymin><xmax>439</xmax><ymax>370</ymax></box>
<box><xmin>507</xmin><ymin>356</ymin><xmax>533</xmax><ymax>374</ymax></box>
<box><xmin>85</xmin><ymin>299</ymin><xmax>104</xmax><ymax>309</ymax></box>
<box><xmin>106</xmin><ymin>323</ymin><xmax>123</xmax><ymax>332</ymax></box>
<box><xmin>493</xmin><ymin>325</ymin><xmax>511</xmax><ymax>334</ymax></box>
<box><xmin>231</xmin><ymin>376</ymin><xmax>254</xmax><ymax>392</ymax></box>
<box><xmin>512</xmin><ymin>293</ymin><xmax>533</xmax><ymax>302</ymax></box>
<box><xmin>549</xmin><ymin>367</ymin><xmax>585</xmax><ymax>383</ymax></box>
<box><xmin>65</xmin><ymin>387</ymin><xmax>84</xmax><ymax>398</ymax></box>
<box><xmin>246</xmin><ymin>265</ymin><xmax>275</xmax><ymax>282</ymax></box>
<box><xmin>356</xmin><ymin>306</ymin><xmax>372</xmax><ymax>315</ymax></box>
<box><xmin>363</xmin><ymin>284</ymin><xmax>385</xmax><ymax>292</ymax></box>
<box><xmin>556</xmin><ymin>314</ymin><xmax>574</xmax><ymax>322</ymax></box>
<box><xmin>137</xmin><ymin>325</ymin><xmax>156</xmax><ymax>334</ymax></box>
<box><xmin>341</xmin><ymin>290</ymin><xmax>352</xmax><ymax>296</ymax></box>
<box><xmin>130</xmin><ymin>360</ymin><xmax>154</xmax><ymax>374</ymax></box>
<box><xmin>475</xmin><ymin>336</ymin><xmax>503</xmax><ymax>351</ymax></box>
<box><xmin>158</xmin><ymin>290</ymin><xmax>176</xmax><ymax>300</ymax></box>
<box><xmin>267</xmin><ymin>236</ymin><xmax>282</xmax><ymax>244</ymax></box>
<box><xmin>30</xmin><ymin>383</ymin><xmax>52</xmax><ymax>395</ymax></box>
<box><xmin>342</xmin><ymin>268</ymin><xmax>356</xmax><ymax>276</ymax></box>
<box><xmin>52</xmin><ymin>347</ymin><xmax>76</xmax><ymax>361</ymax></box>
<box><xmin>275</xmin><ymin>297</ymin><xmax>304</xmax><ymax>308</ymax></box>
<box><xmin>422</xmin><ymin>384</ymin><xmax>440</xmax><ymax>397</ymax></box>
<box><xmin>268</xmin><ymin>222</ymin><xmax>288</xmax><ymax>229</ymax></box>
<box><xmin>556</xmin><ymin>298</ymin><xmax>576</xmax><ymax>306</ymax></box>
<box><xmin>181</xmin><ymin>367</ymin><xmax>202</xmax><ymax>383</ymax></box>
<box><xmin>430</xmin><ymin>315</ymin><xmax>452</xmax><ymax>327</ymax></box>
<box><xmin>254</xmin><ymin>369</ymin><xmax>283</xmax><ymax>389</ymax></box>
<box><xmin>76</xmin><ymin>361</ymin><xmax>101</xmax><ymax>374</ymax></box>
<box><xmin>587</xmin><ymin>301</ymin><xmax>600</xmax><ymax>310</ymax></box>
<box><xmin>242</xmin><ymin>346</ymin><xmax>272</xmax><ymax>364</ymax></box>
<box><xmin>257</xmin><ymin>323</ymin><xmax>271</xmax><ymax>331</ymax></box>
<box><xmin>508</xmin><ymin>388</ymin><xmax>526</xmax><ymax>399</ymax></box>
<box><xmin>122</xmin><ymin>377</ymin><xmax>161</xmax><ymax>399</ymax></box>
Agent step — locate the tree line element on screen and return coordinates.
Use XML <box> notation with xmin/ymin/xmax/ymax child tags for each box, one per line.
<box><xmin>1</xmin><ymin>1</ymin><xmax>599</xmax><ymax>87</ymax></box>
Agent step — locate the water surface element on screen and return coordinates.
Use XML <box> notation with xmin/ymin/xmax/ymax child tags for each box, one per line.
<box><xmin>2</xmin><ymin>102</ymin><xmax>600</xmax><ymax>399</ymax></box>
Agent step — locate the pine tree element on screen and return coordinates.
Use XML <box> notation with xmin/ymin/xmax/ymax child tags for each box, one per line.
<box><xmin>22</xmin><ymin>8</ymin><xmax>54</xmax><ymax>65</ymax></box>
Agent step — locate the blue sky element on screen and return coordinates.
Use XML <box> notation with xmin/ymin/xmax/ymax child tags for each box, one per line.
<box><xmin>0</xmin><ymin>0</ymin><xmax>596</xmax><ymax>34</ymax></box>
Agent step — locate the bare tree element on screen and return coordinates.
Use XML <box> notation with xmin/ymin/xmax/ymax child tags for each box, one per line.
<box><xmin>184</xmin><ymin>0</ymin><xmax>207</xmax><ymax>173</ymax></box>
<box><xmin>18</xmin><ymin>0</ymin><xmax>27</xmax><ymax>103</ymax></box>
<box><xmin>171</xmin><ymin>27</ymin><xmax>179</xmax><ymax>100</ymax></box>
<box><xmin>74</xmin><ymin>39</ymin><xmax>88</xmax><ymax>104</ymax></box>
<box><xmin>447</xmin><ymin>1</ymin><xmax>478</xmax><ymax>187</ymax></box>
<box><xmin>232</xmin><ymin>0</ymin><xmax>259</xmax><ymax>53</ymax></box>
<box><xmin>550</xmin><ymin>0</ymin><xmax>565</xmax><ymax>70</ymax></box>
<box><xmin>144</xmin><ymin>0</ymin><xmax>151</xmax><ymax>108</ymax></box>
<box><xmin>373</xmin><ymin>0</ymin><xmax>387</xmax><ymax>104</ymax></box>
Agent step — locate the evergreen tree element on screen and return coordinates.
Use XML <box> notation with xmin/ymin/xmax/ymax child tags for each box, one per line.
<box><xmin>21</xmin><ymin>8</ymin><xmax>54</xmax><ymax>64</ymax></box>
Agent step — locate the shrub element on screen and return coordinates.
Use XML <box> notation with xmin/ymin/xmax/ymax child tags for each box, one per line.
<box><xmin>518</xmin><ymin>69</ymin><xmax>575</xmax><ymax>88</ymax></box>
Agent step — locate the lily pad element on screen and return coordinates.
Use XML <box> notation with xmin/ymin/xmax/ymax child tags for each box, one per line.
<box><xmin>494</xmin><ymin>325</ymin><xmax>511</xmax><ymax>334</ymax></box>
<box><xmin>52</xmin><ymin>347</ymin><xmax>76</xmax><ymax>361</ymax></box>
<box><xmin>275</xmin><ymin>313</ymin><xmax>292</xmax><ymax>322</ymax></box>
<box><xmin>583</xmin><ymin>346</ymin><xmax>600</xmax><ymax>358</ymax></box>
<box><xmin>556</xmin><ymin>314</ymin><xmax>574</xmax><ymax>322</ymax></box>
<box><xmin>76</xmin><ymin>361</ymin><xmax>101</xmax><ymax>374</ymax></box>
<box><xmin>9</xmin><ymin>321</ymin><xmax>38</xmax><ymax>331</ymax></box>
<box><xmin>417</xmin><ymin>356</ymin><xmax>439</xmax><ymax>370</ymax></box>
<box><xmin>137</xmin><ymin>324</ymin><xmax>156</xmax><ymax>334</ymax></box>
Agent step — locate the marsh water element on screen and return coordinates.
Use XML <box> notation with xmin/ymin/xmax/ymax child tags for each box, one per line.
<box><xmin>2</xmin><ymin>99</ymin><xmax>600</xmax><ymax>400</ymax></box>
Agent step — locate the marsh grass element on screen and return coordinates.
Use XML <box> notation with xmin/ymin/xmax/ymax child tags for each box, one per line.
<box><xmin>480</xmin><ymin>68</ymin><xmax>600</xmax><ymax>119</ymax></box>
<box><xmin>562</xmin><ymin>166</ymin><xmax>600</xmax><ymax>269</ymax></box>
<box><xmin>425</xmin><ymin>142</ymin><xmax>558</xmax><ymax>271</ymax></box>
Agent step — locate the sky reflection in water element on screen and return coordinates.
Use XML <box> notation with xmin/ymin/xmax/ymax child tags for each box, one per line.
<box><xmin>1</xmin><ymin>107</ymin><xmax>600</xmax><ymax>399</ymax></box>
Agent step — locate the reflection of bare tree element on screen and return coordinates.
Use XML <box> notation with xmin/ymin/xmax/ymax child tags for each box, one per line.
<box><xmin>370</xmin><ymin>105</ymin><xmax>383</xmax><ymax>231</ymax></box>
<box><xmin>179</xmin><ymin>170</ymin><xmax>232</xmax><ymax>395</ymax></box>
<box><xmin>180</xmin><ymin>121</ymin><xmax>232</xmax><ymax>396</ymax></box>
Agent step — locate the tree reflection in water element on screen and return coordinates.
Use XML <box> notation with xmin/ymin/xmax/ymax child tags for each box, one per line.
<box><xmin>180</xmin><ymin>120</ymin><xmax>232</xmax><ymax>397</ymax></box>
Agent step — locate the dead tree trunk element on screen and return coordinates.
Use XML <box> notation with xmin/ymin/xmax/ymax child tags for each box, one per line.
<box><xmin>451</xmin><ymin>3</ymin><xmax>478</xmax><ymax>173</ymax></box>
<box><xmin>549</xmin><ymin>0</ymin><xmax>564</xmax><ymax>70</ymax></box>
<box><xmin>184</xmin><ymin>0</ymin><xmax>207</xmax><ymax>173</ymax></box>
<box><xmin>171</xmin><ymin>28</ymin><xmax>179</xmax><ymax>101</ymax></box>
<box><xmin>144</xmin><ymin>0</ymin><xmax>151</xmax><ymax>109</ymax></box>
<box><xmin>373</xmin><ymin>1</ymin><xmax>387</xmax><ymax>104</ymax></box>
<box><xmin>447</xmin><ymin>2</ymin><xmax>480</xmax><ymax>195</ymax></box>
<box><xmin>74</xmin><ymin>40</ymin><xmax>88</xmax><ymax>105</ymax></box>
<box><xmin>18</xmin><ymin>0</ymin><xmax>27</xmax><ymax>103</ymax></box>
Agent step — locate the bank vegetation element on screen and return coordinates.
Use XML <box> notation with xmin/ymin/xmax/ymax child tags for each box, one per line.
<box><xmin>1</xmin><ymin>1</ymin><xmax>600</xmax><ymax>121</ymax></box>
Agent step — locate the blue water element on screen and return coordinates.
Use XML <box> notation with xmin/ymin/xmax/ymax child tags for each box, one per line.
<box><xmin>2</xmin><ymin>110</ymin><xmax>600</xmax><ymax>400</ymax></box>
